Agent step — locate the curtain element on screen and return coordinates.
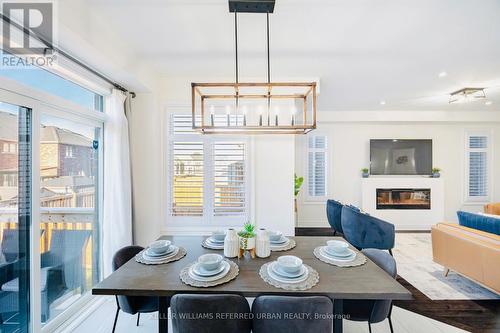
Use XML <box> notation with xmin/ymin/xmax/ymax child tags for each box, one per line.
<box><xmin>102</xmin><ymin>89</ymin><xmax>133</xmax><ymax>277</ymax></box>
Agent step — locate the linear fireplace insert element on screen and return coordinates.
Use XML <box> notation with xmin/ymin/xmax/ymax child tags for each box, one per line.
<box><xmin>376</xmin><ymin>188</ymin><xmax>431</xmax><ymax>210</ymax></box>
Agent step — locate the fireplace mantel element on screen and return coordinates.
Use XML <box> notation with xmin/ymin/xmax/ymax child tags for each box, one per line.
<box><xmin>361</xmin><ymin>177</ymin><xmax>444</xmax><ymax>230</ymax></box>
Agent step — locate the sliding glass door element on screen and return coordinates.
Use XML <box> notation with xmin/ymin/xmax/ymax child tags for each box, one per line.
<box><xmin>39</xmin><ymin>115</ymin><xmax>101</xmax><ymax>323</ymax></box>
<box><xmin>0</xmin><ymin>101</ymin><xmax>32</xmax><ymax>333</ymax></box>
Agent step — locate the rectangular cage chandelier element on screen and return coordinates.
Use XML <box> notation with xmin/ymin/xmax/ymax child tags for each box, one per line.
<box><xmin>191</xmin><ymin>0</ymin><xmax>317</xmax><ymax>135</ymax></box>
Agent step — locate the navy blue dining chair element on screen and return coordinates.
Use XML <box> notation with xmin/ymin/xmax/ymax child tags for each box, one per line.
<box><xmin>343</xmin><ymin>248</ymin><xmax>397</xmax><ymax>333</ymax></box>
<box><xmin>112</xmin><ymin>246</ymin><xmax>160</xmax><ymax>333</ymax></box>
<box><xmin>326</xmin><ymin>199</ymin><xmax>344</xmax><ymax>236</ymax></box>
<box><xmin>341</xmin><ymin>205</ymin><xmax>395</xmax><ymax>255</ymax></box>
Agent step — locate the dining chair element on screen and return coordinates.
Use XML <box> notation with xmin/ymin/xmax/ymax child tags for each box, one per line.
<box><xmin>326</xmin><ymin>199</ymin><xmax>344</xmax><ymax>236</ymax></box>
<box><xmin>170</xmin><ymin>294</ymin><xmax>252</xmax><ymax>333</ymax></box>
<box><xmin>112</xmin><ymin>245</ymin><xmax>159</xmax><ymax>333</ymax></box>
<box><xmin>341</xmin><ymin>205</ymin><xmax>395</xmax><ymax>255</ymax></box>
<box><xmin>0</xmin><ymin>229</ymin><xmax>90</xmax><ymax>323</ymax></box>
<box><xmin>252</xmin><ymin>295</ymin><xmax>333</xmax><ymax>333</ymax></box>
<box><xmin>343</xmin><ymin>248</ymin><xmax>397</xmax><ymax>333</ymax></box>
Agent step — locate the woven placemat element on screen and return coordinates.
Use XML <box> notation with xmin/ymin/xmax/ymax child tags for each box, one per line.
<box><xmin>259</xmin><ymin>262</ymin><xmax>319</xmax><ymax>291</ymax></box>
<box><xmin>201</xmin><ymin>238</ymin><xmax>224</xmax><ymax>250</ymax></box>
<box><xmin>180</xmin><ymin>260</ymin><xmax>239</xmax><ymax>288</ymax></box>
<box><xmin>313</xmin><ymin>246</ymin><xmax>367</xmax><ymax>267</ymax></box>
<box><xmin>135</xmin><ymin>247</ymin><xmax>187</xmax><ymax>265</ymax></box>
<box><xmin>270</xmin><ymin>238</ymin><xmax>296</xmax><ymax>252</ymax></box>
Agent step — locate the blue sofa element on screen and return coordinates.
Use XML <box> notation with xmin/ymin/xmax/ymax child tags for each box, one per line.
<box><xmin>457</xmin><ymin>211</ymin><xmax>500</xmax><ymax>235</ymax></box>
<box><xmin>341</xmin><ymin>205</ymin><xmax>395</xmax><ymax>254</ymax></box>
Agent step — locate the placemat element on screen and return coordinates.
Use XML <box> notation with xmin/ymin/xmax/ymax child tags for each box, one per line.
<box><xmin>180</xmin><ymin>259</ymin><xmax>239</xmax><ymax>288</ymax></box>
<box><xmin>270</xmin><ymin>238</ymin><xmax>296</xmax><ymax>252</ymax></box>
<box><xmin>313</xmin><ymin>246</ymin><xmax>367</xmax><ymax>267</ymax></box>
<box><xmin>201</xmin><ymin>238</ymin><xmax>224</xmax><ymax>250</ymax></box>
<box><xmin>135</xmin><ymin>247</ymin><xmax>187</xmax><ymax>265</ymax></box>
<box><xmin>259</xmin><ymin>262</ymin><xmax>319</xmax><ymax>291</ymax></box>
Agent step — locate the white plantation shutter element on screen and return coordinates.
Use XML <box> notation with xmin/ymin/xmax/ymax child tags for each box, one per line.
<box><xmin>169</xmin><ymin>114</ymin><xmax>248</xmax><ymax>223</ymax></box>
<box><xmin>466</xmin><ymin>133</ymin><xmax>490</xmax><ymax>201</ymax></box>
<box><xmin>213</xmin><ymin>142</ymin><xmax>246</xmax><ymax>216</ymax></box>
<box><xmin>308</xmin><ymin>135</ymin><xmax>327</xmax><ymax>198</ymax></box>
<box><xmin>171</xmin><ymin>142</ymin><xmax>204</xmax><ymax>216</ymax></box>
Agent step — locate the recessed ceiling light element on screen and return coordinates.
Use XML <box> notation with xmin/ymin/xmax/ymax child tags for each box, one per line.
<box><xmin>380</xmin><ymin>100</ymin><xmax>386</xmax><ymax>105</ymax></box>
<box><xmin>485</xmin><ymin>100</ymin><xmax>493</xmax><ymax>106</ymax></box>
<box><xmin>438</xmin><ymin>71</ymin><xmax>447</xmax><ymax>78</ymax></box>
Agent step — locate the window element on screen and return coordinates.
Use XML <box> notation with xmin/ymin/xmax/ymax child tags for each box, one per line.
<box><xmin>1</xmin><ymin>142</ymin><xmax>17</xmax><ymax>153</ymax></box>
<box><xmin>65</xmin><ymin>145</ymin><xmax>74</xmax><ymax>158</ymax></box>
<box><xmin>307</xmin><ymin>135</ymin><xmax>327</xmax><ymax>198</ymax></box>
<box><xmin>465</xmin><ymin>131</ymin><xmax>492</xmax><ymax>202</ymax></box>
<box><xmin>169</xmin><ymin>114</ymin><xmax>249</xmax><ymax>225</ymax></box>
<box><xmin>0</xmin><ymin>65</ymin><xmax>104</xmax><ymax>111</ymax></box>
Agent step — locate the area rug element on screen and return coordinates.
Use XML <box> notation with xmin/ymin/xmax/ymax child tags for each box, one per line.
<box><xmin>393</xmin><ymin>233</ymin><xmax>499</xmax><ymax>300</ymax></box>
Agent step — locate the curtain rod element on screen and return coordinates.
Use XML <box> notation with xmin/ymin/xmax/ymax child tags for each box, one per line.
<box><xmin>0</xmin><ymin>13</ymin><xmax>136</xmax><ymax>98</ymax></box>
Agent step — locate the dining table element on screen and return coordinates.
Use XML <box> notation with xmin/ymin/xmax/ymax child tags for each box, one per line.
<box><xmin>92</xmin><ymin>236</ymin><xmax>412</xmax><ymax>333</ymax></box>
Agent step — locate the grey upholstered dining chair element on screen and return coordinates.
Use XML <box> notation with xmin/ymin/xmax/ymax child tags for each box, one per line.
<box><xmin>112</xmin><ymin>246</ymin><xmax>159</xmax><ymax>333</ymax></box>
<box><xmin>252</xmin><ymin>295</ymin><xmax>333</xmax><ymax>333</ymax></box>
<box><xmin>343</xmin><ymin>248</ymin><xmax>397</xmax><ymax>333</ymax></box>
<box><xmin>170</xmin><ymin>294</ymin><xmax>252</xmax><ymax>333</ymax></box>
<box><xmin>326</xmin><ymin>199</ymin><xmax>344</xmax><ymax>236</ymax></box>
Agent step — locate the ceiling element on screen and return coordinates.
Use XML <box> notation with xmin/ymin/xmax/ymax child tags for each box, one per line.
<box><xmin>86</xmin><ymin>0</ymin><xmax>500</xmax><ymax>111</ymax></box>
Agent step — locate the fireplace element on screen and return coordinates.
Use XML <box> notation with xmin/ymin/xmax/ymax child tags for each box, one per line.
<box><xmin>376</xmin><ymin>188</ymin><xmax>431</xmax><ymax>210</ymax></box>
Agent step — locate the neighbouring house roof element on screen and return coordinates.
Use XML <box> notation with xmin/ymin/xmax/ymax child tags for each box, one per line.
<box><xmin>41</xmin><ymin>175</ymin><xmax>95</xmax><ymax>188</ymax></box>
<box><xmin>40</xmin><ymin>126</ymin><xmax>93</xmax><ymax>147</ymax></box>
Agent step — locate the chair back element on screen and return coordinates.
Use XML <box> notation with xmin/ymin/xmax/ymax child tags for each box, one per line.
<box><xmin>171</xmin><ymin>294</ymin><xmax>251</xmax><ymax>333</ymax></box>
<box><xmin>362</xmin><ymin>249</ymin><xmax>397</xmax><ymax>323</ymax></box>
<box><xmin>326</xmin><ymin>200</ymin><xmax>343</xmax><ymax>234</ymax></box>
<box><xmin>113</xmin><ymin>245</ymin><xmax>144</xmax><ymax>271</ymax></box>
<box><xmin>252</xmin><ymin>295</ymin><xmax>333</xmax><ymax>333</ymax></box>
<box><xmin>341</xmin><ymin>206</ymin><xmax>395</xmax><ymax>250</ymax></box>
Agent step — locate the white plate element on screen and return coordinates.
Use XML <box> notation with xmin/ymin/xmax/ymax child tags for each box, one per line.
<box><xmin>207</xmin><ymin>237</ymin><xmax>224</xmax><ymax>244</ymax></box>
<box><xmin>267</xmin><ymin>263</ymin><xmax>309</xmax><ymax>284</ymax></box>
<box><xmin>188</xmin><ymin>261</ymin><xmax>230</xmax><ymax>282</ymax></box>
<box><xmin>323</xmin><ymin>247</ymin><xmax>353</xmax><ymax>258</ymax></box>
<box><xmin>204</xmin><ymin>239</ymin><xmax>224</xmax><ymax>248</ymax></box>
<box><xmin>145</xmin><ymin>246</ymin><xmax>176</xmax><ymax>257</ymax></box>
<box><xmin>270</xmin><ymin>238</ymin><xmax>290</xmax><ymax>248</ymax></box>
<box><xmin>319</xmin><ymin>247</ymin><xmax>356</xmax><ymax>262</ymax></box>
<box><xmin>270</xmin><ymin>261</ymin><xmax>307</xmax><ymax>279</ymax></box>
<box><xmin>270</xmin><ymin>236</ymin><xmax>288</xmax><ymax>244</ymax></box>
<box><xmin>143</xmin><ymin>246</ymin><xmax>179</xmax><ymax>261</ymax></box>
<box><xmin>192</xmin><ymin>262</ymin><xmax>226</xmax><ymax>277</ymax></box>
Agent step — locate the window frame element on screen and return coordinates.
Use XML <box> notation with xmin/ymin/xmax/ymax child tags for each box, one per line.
<box><xmin>304</xmin><ymin>133</ymin><xmax>328</xmax><ymax>202</ymax></box>
<box><xmin>166</xmin><ymin>113</ymin><xmax>251</xmax><ymax>228</ymax></box>
<box><xmin>464</xmin><ymin>129</ymin><xmax>493</xmax><ymax>204</ymax></box>
<box><xmin>0</xmin><ymin>73</ymin><xmax>106</xmax><ymax>333</ymax></box>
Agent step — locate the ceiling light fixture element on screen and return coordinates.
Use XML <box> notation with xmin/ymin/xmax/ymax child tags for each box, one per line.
<box><xmin>380</xmin><ymin>100</ymin><xmax>386</xmax><ymax>105</ymax></box>
<box><xmin>438</xmin><ymin>71</ymin><xmax>447</xmax><ymax>78</ymax></box>
<box><xmin>191</xmin><ymin>0</ymin><xmax>317</xmax><ymax>134</ymax></box>
<box><xmin>448</xmin><ymin>87</ymin><xmax>486</xmax><ymax>104</ymax></box>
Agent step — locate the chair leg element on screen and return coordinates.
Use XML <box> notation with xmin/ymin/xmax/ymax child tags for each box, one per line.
<box><xmin>388</xmin><ymin>249</ymin><xmax>393</xmax><ymax>256</ymax></box>
<box><xmin>368</xmin><ymin>322</ymin><xmax>372</xmax><ymax>333</ymax></box>
<box><xmin>112</xmin><ymin>307</ymin><xmax>120</xmax><ymax>333</ymax></box>
<box><xmin>443</xmin><ymin>268</ymin><xmax>450</xmax><ymax>277</ymax></box>
<box><xmin>136</xmin><ymin>313</ymin><xmax>140</xmax><ymax>326</ymax></box>
<box><xmin>388</xmin><ymin>316</ymin><xmax>394</xmax><ymax>333</ymax></box>
<box><xmin>333</xmin><ymin>230</ymin><xmax>337</xmax><ymax>236</ymax></box>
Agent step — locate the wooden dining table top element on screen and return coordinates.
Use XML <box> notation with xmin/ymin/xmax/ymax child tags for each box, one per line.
<box><xmin>92</xmin><ymin>236</ymin><xmax>412</xmax><ymax>300</ymax></box>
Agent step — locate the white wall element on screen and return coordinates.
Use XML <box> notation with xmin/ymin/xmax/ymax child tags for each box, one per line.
<box><xmin>296</xmin><ymin>112</ymin><xmax>500</xmax><ymax>228</ymax></box>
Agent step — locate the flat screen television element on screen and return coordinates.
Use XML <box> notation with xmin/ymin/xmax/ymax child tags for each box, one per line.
<box><xmin>370</xmin><ymin>139</ymin><xmax>432</xmax><ymax>175</ymax></box>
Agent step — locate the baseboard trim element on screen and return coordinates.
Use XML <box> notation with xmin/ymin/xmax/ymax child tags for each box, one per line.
<box><xmin>295</xmin><ymin>227</ymin><xmax>430</xmax><ymax>236</ymax></box>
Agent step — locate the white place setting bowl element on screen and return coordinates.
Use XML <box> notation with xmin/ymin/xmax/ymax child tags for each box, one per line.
<box><xmin>268</xmin><ymin>230</ymin><xmax>283</xmax><ymax>242</ymax></box>
<box><xmin>149</xmin><ymin>240</ymin><xmax>171</xmax><ymax>255</ymax></box>
<box><xmin>277</xmin><ymin>255</ymin><xmax>303</xmax><ymax>275</ymax></box>
<box><xmin>320</xmin><ymin>247</ymin><xmax>356</xmax><ymax>261</ymax></box>
<box><xmin>211</xmin><ymin>230</ymin><xmax>226</xmax><ymax>242</ymax></box>
<box><xmin>198</xmin><ymin>253</ymin><xmax>223</xmax><ymax>271</ymax></box>
<box><xmin>325</xmin><ymin>240</ymin><xmax>349</xmax><ymax>256</ymax></box>
<box><xmin>189</xmin><ymin>260</ymin><xmax>230</xmax><ymax>282</ymax></box>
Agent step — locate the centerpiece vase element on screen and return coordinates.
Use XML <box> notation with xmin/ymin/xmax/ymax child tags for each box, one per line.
<box><xmin>256</xmin><ymin>228</ymin><xmax>270</xmax><ymax>258</ymax></box>
<box><xmin>238</xmin><ymin>235</ymin><xmax>256</xmax><ymax>259</ymax></box>
<box><xmin>224</xmin><ymin>228</ymin><xmax>239</xmax><ymax>258</ymax></box>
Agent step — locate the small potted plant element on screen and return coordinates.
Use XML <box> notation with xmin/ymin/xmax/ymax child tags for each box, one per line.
<box><xmin>361</xmin><ymin>168</ymin><xmax>370</xmax><ymax>178</ymax></box>
<box><xmin>432</xmin><ymin>167</ymin><xmax>441</xmax><ymax>178</ymax></box>
<box><xmin>238</xmin><ymin>222</ymin><xmax>256</xmax><ymax>258</ymax></box>
<box><xmin>294</xmin><ymin>174</ymin><xmax>304</xmax><ymax>213</ymax></box>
